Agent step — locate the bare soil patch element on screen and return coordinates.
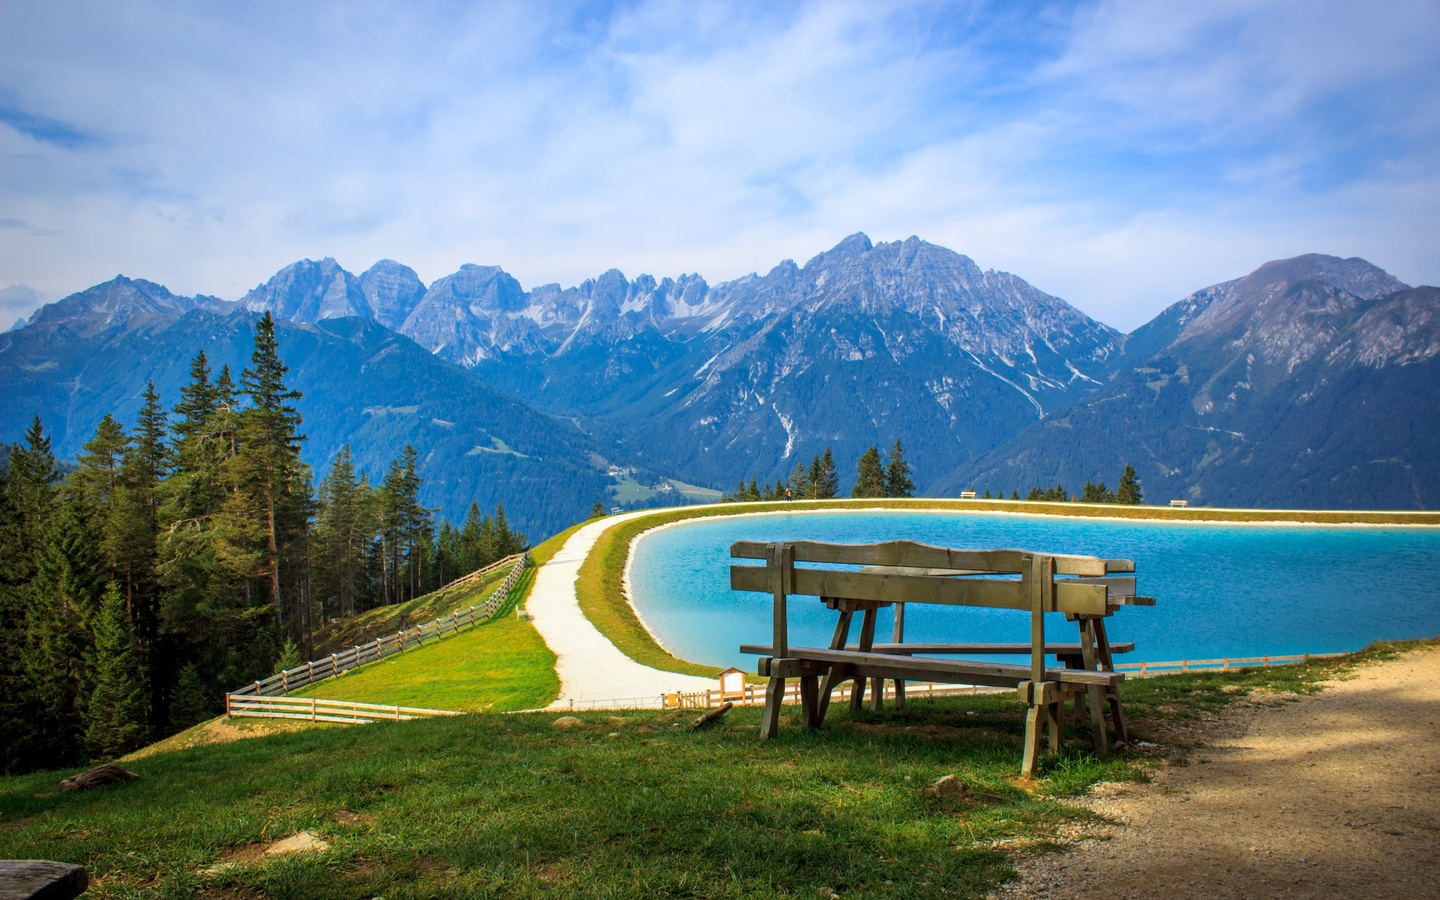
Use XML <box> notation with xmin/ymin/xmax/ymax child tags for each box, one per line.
<box><xmin>995</xmin><ymin>644</ymin><xmax>1440</xmax><ymax>898</ymax></box>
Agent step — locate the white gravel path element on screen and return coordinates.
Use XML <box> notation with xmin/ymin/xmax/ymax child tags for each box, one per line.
<box><xmin>526</xmin><ymin>510</ymin><xmax>720</xmax><ymax>707</ymax></box>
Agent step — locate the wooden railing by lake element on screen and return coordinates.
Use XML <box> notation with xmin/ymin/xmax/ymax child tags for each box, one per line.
<box><xmin>226</xmin><ymin>694</ymin><xmax>463</xmax><ymax>724</ymax></box>
<box><xmin>227</xmin><ymin>554</ymin><xmax>529</xmax><ymax>701</ymax></box>
<box><xmin>1116</xmin><ymin>652</ymin><xmax>1345</xmax><ymax>676</ymax></box>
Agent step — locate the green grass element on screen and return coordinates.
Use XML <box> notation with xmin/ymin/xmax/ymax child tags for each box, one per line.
<box><xmin>0</xmin><ymin>695</ymin><xmax>1114</xmax><ymax>899</ymax></box>
<box><xmin>313</xmin><ymin>569</ymin><xmax>508</xmax><ymax>656</ymax></box>
<box><xmin>290</xmin><ymin>521</ymin><xmax>594</xmax><ymax>712</ymax></box>
<box><xmin>1</xmin><ymin>643</ymin><xmax>1424</xmax><ymax>898</ymax></box>
<box><xmin>296</xmin><ymin>590</ymin><xmax>558</xmax><ymax>713</ymax></box>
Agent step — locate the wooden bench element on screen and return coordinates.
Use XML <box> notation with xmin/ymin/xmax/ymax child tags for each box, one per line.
<box><xmin>731</xmin><ymin>539</ymin><xmax>1151</xmax><ymax>776</ymax></box>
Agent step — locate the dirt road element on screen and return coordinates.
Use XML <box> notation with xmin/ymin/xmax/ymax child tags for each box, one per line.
<box><xmin>997</xmin><ymin>643</ymin><xmax>1440</xmax><ymax>899</ymax></box>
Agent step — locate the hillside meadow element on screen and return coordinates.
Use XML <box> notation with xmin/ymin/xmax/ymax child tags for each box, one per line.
<box><xmin>1</xmin><ymin>638</ymin><xmax>1418</xmax><ymax>899</ymax></box>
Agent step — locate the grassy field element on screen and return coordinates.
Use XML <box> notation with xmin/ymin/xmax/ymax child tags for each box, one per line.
<box><xmin>283</xmin><ymin>521</ymin><xmax>595</xmax><ymax>713</ymax></box>
<box><xmin>297</xmin><ymin>572</ymin><xmax>558</xmax><ymax>713</ymax></box>
<box><xmin>2</xmin><ymin>644</ymin><xmax>1416</xmax><ymax>900</ymax></box>
<box><xmin>313</xmin><ymin>569</ymin><xmax>509</xmax><ymax>656</ymax></box>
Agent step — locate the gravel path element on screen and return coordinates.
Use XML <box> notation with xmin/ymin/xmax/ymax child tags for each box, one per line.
<box><xmin>526</xmin><ymin>511</ymin><xmax>718</xmax><ymax>707</ymax></box>
<box><xmin>995</xmin><ymin>643</ymin><xmax>1440</xmax><ymax>899</ymax></box>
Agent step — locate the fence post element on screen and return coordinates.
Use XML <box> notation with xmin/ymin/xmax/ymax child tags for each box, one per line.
<box><xmin>311</xmin><ymin>698</ymin><xmax>317</xmax><ymax>722</ymax></box>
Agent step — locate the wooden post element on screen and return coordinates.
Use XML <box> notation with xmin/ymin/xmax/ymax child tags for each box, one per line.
<box><xmin>1020</xmin><ymin>554</ymin><xmax>1060</xmax><ymax>775</ymax></box>
<box><xmin>759</xmin><ymin>543</ymin><xmax>795</xmax><ymax>740</ymax></box>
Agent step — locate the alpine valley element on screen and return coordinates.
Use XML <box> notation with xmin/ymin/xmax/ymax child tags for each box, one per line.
<box><xmin>3</xmin><ymin>234</ymin><xmax>1436</xmax><ymax>535</ymax></box>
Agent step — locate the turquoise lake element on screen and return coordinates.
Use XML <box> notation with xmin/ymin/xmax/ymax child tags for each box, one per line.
<box><xmin>627</xmin><ymin>510</ymin><xmax>1440</xmax><ymax>670</ymax></box>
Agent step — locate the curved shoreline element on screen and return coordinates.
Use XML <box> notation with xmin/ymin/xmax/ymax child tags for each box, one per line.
<box><xmin>535</xmin><ymin>498</ymin><xmax>1439</xmax><ymax>702</ymax></box>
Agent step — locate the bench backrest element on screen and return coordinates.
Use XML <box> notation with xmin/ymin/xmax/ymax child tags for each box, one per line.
<box><xmin>731</xmin><ymin>539</ymin><xmax>1136</xmax><ymax>682</ymax></box>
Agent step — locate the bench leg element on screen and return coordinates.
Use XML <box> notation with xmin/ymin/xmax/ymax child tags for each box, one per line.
<box><xmin>816</xmin><ymin>607</ymin><xmax>855</xmax><ymax>724</ymax></box>
<box><xmin>1107</xmin><ymin>689</ymin><xmax>1130</xmax><ymax>744</ymax></box>
<box><xmin>1089</xmin><ymin>617</ymin><xmax>1130</xmax><ymax>745</ymax></box>
<box><xmin>799</xmin><ymin>675</ymin><xmax>820</xmax><ymax>728</ymax></box>
<box><xmin>1086</xmin><ymin>685</ymin><xmax>1110</xmax><ymax>755</ymax></box>
<box><xmin>893</xmin><ymin>679</ymin><xmax>906</xmax><ymax>710</ymax></box>
<box><xmin>849</xmin><ymin>674</ymin><xmax>866</xmax><ymax>711</ymax></box>
<box><xmin>816</xmin><ymin>666</ymin><xmax>841</xmax><ymax>723</ymax></box>
<box><xmin>870</xmin><ymin>676</ymin><xmax>884</xmax><ymax>711</ymax></box>
<box><xmin>1021</xmin><ymin>703</ymin><xmax>1044</xmax><ymax>777</ymax></box>
<box><xmin>851</xmin><ymin>608</ymin><xmax>879</xmax><ymax>712</ymax></box>
<box><xmin>759</xmin><ymin>677</ymin><xmax>786</xmax><ymax>739</ymax></box>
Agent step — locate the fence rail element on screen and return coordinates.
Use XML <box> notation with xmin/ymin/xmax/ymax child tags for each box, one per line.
<box><xmin>1116</xmin><ymin>652</ymin><xmax>1344</xmax><ymax>676</ymax></box>
<box><xmin>226</xmin><ymin>694</ymin><xmax>463</xmax><ymax>724</ymax></box>
<box><xmin>228</xmin><ymin>554</ymin><xmax>529</xmax><ymax>700</ymax></box>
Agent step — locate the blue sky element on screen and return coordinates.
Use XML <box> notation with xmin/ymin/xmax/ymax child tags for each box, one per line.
<box><xmin>1</xmin><ymin>0</ymin><xmax>1437</xmax><ymax>331</ymax></box>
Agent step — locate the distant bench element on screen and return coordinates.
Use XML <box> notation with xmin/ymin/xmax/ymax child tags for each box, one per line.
<box><xmin>731</xmin><ymin>539</ymin><xmax>1153</xmax><ymax>776</ymax></box>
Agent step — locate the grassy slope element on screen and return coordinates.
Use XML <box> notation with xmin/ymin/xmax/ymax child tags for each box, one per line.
<box><xmin>288</xmin><ymin>522</ymin><xmax>594</xmax><ymax>712</ymax></box>
<box><xmin>313</xmin><ymin>569</ymin><xmax>508</xmax><ymax>656</ymax></box>
<box><xmin>2</xmin><ymin>644</ymin><xmax>1421</xmax><ymax>900</ymax></box>
<box><xmin>297</xmin><ymin>581</ymin><xmax>558</xmax><ymax>712</ymax></box>
<box><xmin>575</xmin><ymin>498</ymin><xmax>1440</xmax><ymax>680</ymax></box>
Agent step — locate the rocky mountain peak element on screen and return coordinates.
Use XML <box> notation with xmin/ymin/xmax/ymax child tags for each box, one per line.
<box><xmin>240</xmin><ymin>257</ymin><xmax>369</xmax><ymax>324</ymax></box>
<box><xmin>21</xmin><ymin>275</ymin><xmax>224</xmax><ymax>338</ymax></box>
<box><xmin>1242</xmin><ymin>254</ymin><xmax>1408</xmax><ymax>301</ymax></box>
<box><xmin>358</xmin><ymin>260</ymin><xmax>426</xmax><ymax>331</ymax></box>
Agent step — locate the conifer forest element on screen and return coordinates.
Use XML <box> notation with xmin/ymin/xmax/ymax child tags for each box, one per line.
<box><xmin>0</xmin><ymin>313</ymin><xmax>525</xmax><ymax>775</ymax></box>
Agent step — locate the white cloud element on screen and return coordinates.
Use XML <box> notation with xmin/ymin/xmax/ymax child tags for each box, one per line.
<box><xmin>0</xmin><ymin>0</ymin><xmax>1436</xmax><ymax>331</ymax></box>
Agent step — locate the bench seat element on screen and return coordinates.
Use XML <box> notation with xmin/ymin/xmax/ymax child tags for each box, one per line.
<box><xmin>860</xmin><ymin>641</ymin><xmax>1134</xmax><ymax>656</ymax></box>
<box><xmin>740</xmin><ymin>645</ymin><xmax>1125</xmax><ymax>689</ymax></box>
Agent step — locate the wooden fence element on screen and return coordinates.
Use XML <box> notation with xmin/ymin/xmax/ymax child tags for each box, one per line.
<box><xmin>226</xmin><ymin>694</ymin><xmax>463</xmax><ymax>724</ymax></box>
<box><xmin>228</xmin><ymin>554</ymin><xmax>529</xmax><ymax>701</ymax></box>
<box><xmin>1115</xmin><ymin>652</ymin><xmax>1344</xmax><ymax>676</ymax></box>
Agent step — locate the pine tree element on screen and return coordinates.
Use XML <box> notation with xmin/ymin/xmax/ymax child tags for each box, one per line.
<box><xmin>22</xmin><ymin>498</ymin><xmax>107</xmax><ymax>767</ymax></box>
<box><xmin>787</xmin><ymin>461</ymin><xmax>809</xmax><ymax>499</ymax></box>
<box><xmin>494</xmin><ymin>503</ymin><xmax>525</xmax><ymax>556</ymax></box>
<box><xmin>84</xmin><ymin>583</ymin><xmax>147</xmax><ymax>760</ymax></box>
<box><xmin>852</xmin><ymin>446</ymin><xmax>886</xmax><ymax>498</ymax></box>
<box><xmin>7</xmin><ymin>416</ymin><xmax>60</xmax><ymax>574</ymax></box>
<box><xmin>1081</xmin><ymin>480</ymin><xmax>1114</xmax><ymax>503</ymax></box>
<box><xmin>274</xmin><ymin>639</ymin><xmax>302</xmax><ymax>675</ymax></box>
<box><xmin>1010</xmin><ymin>490</ymin><xmax>1019</xmax><ymax>500</ymax></box>
<box><xmin>459</xmin><ymin>502</ymin><xmax>485</xmax><ymax>571</ymax></box>
<box><xmin>0</xmin><ymin>464</ymin><xmax>36</xmax><ymax>772</ymax></box>
<box><xmin>167</xmin><ymin>663</ymin><xmax>211</xmax><ymax>731</ymax></box>
<box><xmin>811</xmin><ymin>448</ymin><xmax>839</xmax><ymax>499</ymax></box>
<box><xmin>70</xmin><ymin>415</ymin><xmax>129</xmax><ymax>511</ymax></box>
<box><xmin>113</xmin><ymin>384</ymin><xmax>166</xmax><ymax>643</ymax></box>
<box><xmin>884</xmin><ymin>440</ymin><xmax>914</xmax><ymax>498</ymax></box>
<box><xmin>747</xmin><ymin>477</ymin><xmax>761</xmax><ymax>501</ymax></box>
<box><xmin>1117</xmin><ymin>464</ymin><xmax>1143</xmax><ymax>505</ymax></box>
<box><xmin>314</xmin><ymin>447</ymin><xmax>371</xmax><ymax>619</ymax></box>
<box><xmin>233</xmin><ymin>311</ymin><xmax>310</xmax><ymax>629</ymax></box>
<box><xmin>591</xmin><ymin>500</ymin><xmax>608</xmax><ymax>519</ymax></box>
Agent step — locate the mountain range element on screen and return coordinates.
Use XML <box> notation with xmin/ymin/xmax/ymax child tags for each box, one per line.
<box><xmin>3</xmin><ymin>235</ymin><xmax>1435</xmax><ymax>535</ymax></box>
